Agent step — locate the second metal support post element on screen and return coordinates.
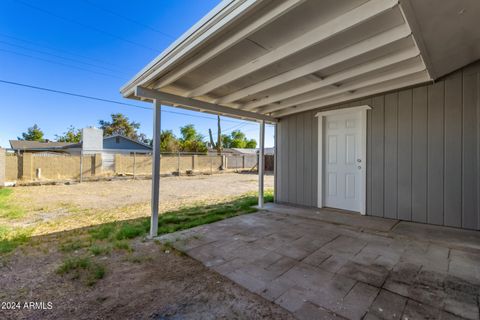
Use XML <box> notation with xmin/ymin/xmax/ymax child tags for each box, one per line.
<box><xmin>258</xmin><ymin>120</ymin><xmax>265</xmax><ymax>208</ymax></box>
<box><xmin>150</xmin><ymin>100</ymin><xmax>161</xmax><ymax>238</ymax></box>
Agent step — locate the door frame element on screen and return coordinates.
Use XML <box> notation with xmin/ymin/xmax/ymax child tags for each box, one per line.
<box><xmin>315</xmin><ymin>105</ymin><xmax>371</xmax><ymax>215</ymax></box>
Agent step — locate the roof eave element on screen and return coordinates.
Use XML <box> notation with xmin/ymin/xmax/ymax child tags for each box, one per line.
<box><xmin>120</xmin><ymin>0</ymin><xmax>258</xmax><ymax>98</ymax></box>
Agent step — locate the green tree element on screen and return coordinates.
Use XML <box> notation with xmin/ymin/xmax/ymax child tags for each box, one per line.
<box><xmin>55</xmin><ymin>126</ymin><xmax>82</xmax><ymax>143</ymax></box>
<box><xmin>137</xmin><ymin>133</ymin><xmax>152</xmax><ymax>146</ymax></box>
<box><xmin>245</xmin><ymin>139</ymin><xmax>257</xmax><ymax>148</ymax></box>
<box><xmin>160</xmin><ymin>130</ymin><xmax>180</xmax><ymax>152</ymax></box>
<box><xmin>18</xmin><ymin>124</ymin><xmax>45</xmax><ymax>141</ymax></box>
<box><xmin>222</xmin><ymin>130</ymin><xmax>257</xmax><ymax>148</ymax></box>
<box><xmin>99</xmin><ymin>113</ymin><xmax>140</xmax><ymax>139</ymax></box>
<box><xmin>179</xmin><ymin>124</ymin><xmax>207</xmax><ymax>153</ymax></box>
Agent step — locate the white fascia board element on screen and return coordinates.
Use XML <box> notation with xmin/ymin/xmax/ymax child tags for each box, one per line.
<box><xmin>135</xmin><ymin>86</ymin><xmax>277</xmax><ymax>123</ymax></box>
<box><xmin>398</xmin><ymin>0</ymin><xmax>434</xmax><ymax>80</ymax></box>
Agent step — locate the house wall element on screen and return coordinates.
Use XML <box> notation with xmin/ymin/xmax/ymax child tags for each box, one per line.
<box><xmin>82</xmin><ymin>127</ymin><xmax>103</xmax><ymax>152</ymax></box>
<box><xmin>103</xmin><ymin>136</ymin><xmax>151</xmax><ymax>151</ymax></box>
<box><xmin>276</xmin><ymin>61</ymin><xmax>480</xmax><ymax>230</ymax></box>
<box><xmin>0</xmin><ymin>149</ymin><xmax>5</xmax><ymax>186</ymax></box>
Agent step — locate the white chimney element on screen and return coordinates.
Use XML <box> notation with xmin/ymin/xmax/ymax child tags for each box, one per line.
<box><xmin>82</xmin><ymin>127</ymin><xmax>103</xmax><ymax>154</ymax></box>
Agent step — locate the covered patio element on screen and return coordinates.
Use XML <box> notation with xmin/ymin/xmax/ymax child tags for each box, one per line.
<box><xmin>159</xmin><ymin>204</ymin><xmax>480</xmax><ymax>320</ymax></box>
<box><xmin>121</xmin><ymin>0</ymin><xmax>480</xmax><ymax>237</ymax></box>
<box><xmin>119</xmin><ymin>0</ymin><xmax>480</xmax><ymax>317</ymax></box>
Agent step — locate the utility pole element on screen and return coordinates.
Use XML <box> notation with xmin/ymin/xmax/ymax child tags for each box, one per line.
<box><xmin>208</xmin><ymin>128</ymin><xmax>215</xmax><ymax>148</ymax></box>
<box><xmin>216</xmin><ymin>115</ymin><xmax>222</xmax><ymax>155</ymax></box>
<box><xmin>208</xmin><ymin>115</ymin><xmax>222</xmax><ymax>154</ymax></box>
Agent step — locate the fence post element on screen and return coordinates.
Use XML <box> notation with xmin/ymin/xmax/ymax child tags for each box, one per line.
<box><xmin>133</xmin><ymin>152</ymin><xmax>136</xmax><ymax>180</ymax></box>
<box><xmin>0</xmin><ymin>148</ymin><xmax>5</xmax><ymax>187</ymax></box>
<box><xmin>79</xmin><ymin>151</ymin><xmax>83</xmax><ymax>183</ymax></box>
<box><xmin>114</xmin><ymin>154</ymin><xmax>121</xmax><ymax>174</ymax></box>
<box><xmin>177</xmin><ymin>151</ymin><xmax>180</xmax><ymax>175</ymax></box>
<box><xmin>94</xmin><ymin>153</ymin><xmax>102</xmax><ymax>176</ymax></box>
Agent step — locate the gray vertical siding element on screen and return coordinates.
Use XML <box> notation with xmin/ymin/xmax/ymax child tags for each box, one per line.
<box><xmin>277</xmin><ymin>110</ymin><xmax>318</xmax><ymax>207</ymax></box>
<box><xmin>276</xmin><ymin>61</ymin><xmax>480</xmax><ymax>230</ymax></box>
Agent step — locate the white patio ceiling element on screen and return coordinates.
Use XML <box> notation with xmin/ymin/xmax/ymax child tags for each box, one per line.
<box><xmin>121</xmin><ymin>0</ymin><xmax>480</xmax><ymax>120</ymax></box>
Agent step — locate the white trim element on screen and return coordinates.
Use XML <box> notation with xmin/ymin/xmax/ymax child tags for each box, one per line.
<box><xmin>398</xmin><ymin>0</ymin><xmax>435</xmax><ymax>79</ymax></box>
<box><xmin>316</xmin><ymin>105</ymin><xmax>371</xmax><ymax>215</ymax></box>
<box><xmin>135</xmin><ymin>86</ymin><xmax>277</xmax><ymax>123</ymax></box>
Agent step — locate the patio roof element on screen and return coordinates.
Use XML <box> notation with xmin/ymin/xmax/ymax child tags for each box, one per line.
<box><xmin>120</xmin><ymin>0</ymin><xmax>480</xmax><ymax>120</ymax></box>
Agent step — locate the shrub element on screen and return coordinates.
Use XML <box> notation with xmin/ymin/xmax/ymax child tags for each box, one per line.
<box><xmin>57</xmin><ymin>256</ymin><xmax>106</xmax><ymax>286</ymax></box>
<box><xmin>89</xmin><ymin>224</ymin><xmax>115</xmax><ymax>240</ymax></box>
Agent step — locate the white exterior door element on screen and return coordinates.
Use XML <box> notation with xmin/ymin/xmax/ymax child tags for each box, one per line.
<box><xmin>323</xmin><ymin>111</ymin><xmax>364</xmax><ymax>212</ymax></box>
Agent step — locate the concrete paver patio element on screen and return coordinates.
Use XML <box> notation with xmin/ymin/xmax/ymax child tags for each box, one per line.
<box><xmin>159</xmin><ymin>203</ymin><xmax>480</xmax><ymax>320</ymax></box>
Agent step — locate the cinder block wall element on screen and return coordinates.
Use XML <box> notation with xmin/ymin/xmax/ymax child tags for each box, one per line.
<box><xmin>0</xmin><ymin>148</ymin><xmax>5</xmax><ymax>186</ymax></box>
<box><xmin>4</xmin><ymin>152</ymin><xmax>257</xmax><ymax>182</ymax></box>
<box><xmin>5</xmin><ymin>154</ymin><xmax>18</xmax><ymax>180</ymax></box>
<box><xmin>114</xmin><ymin>154</ymin><xmax>225</xmax><ymax>175</ymax></box>
<box><xmin>32</xmin><ymin>154</ymin><xmax>95</xmax><ymax>180</ymax></box>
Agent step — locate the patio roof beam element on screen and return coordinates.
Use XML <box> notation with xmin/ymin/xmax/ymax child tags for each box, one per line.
<box><xmin>135</xmin><ymin>86</ymin><xmax>277</xmax><ymax>123</ymax></box>
<box><xmin>151</xmin><ymin>0</ymin><xmax>306</xmax><ymax>90</ymax></box>
<box><xmin>216</xmin><ymin>23</ymin><xmax>411</xmax><ymax>105</ymax></box>
<box><xmin>273</xmin><ymin>71</ymin><xmax>431</xmax><ymax>117</ymax></box>
<box><xmin>258</xmin><ymin>55</ymin><xmax>424</xmax><ymax>113</ymax></box>
<box><xmin>245</xmin><ymin>46</ymin><xmax>419</xmax><ymax>111</ymax></box>
<box><xmin>186</xmin><ymin>0</ymin><xmax>399</xmax><ymax>98</ymax></box>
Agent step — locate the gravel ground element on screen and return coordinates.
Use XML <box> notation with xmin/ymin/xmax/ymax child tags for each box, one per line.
<box><xmin>7</xmin><ymin>173</ymin><xmax>274</xmax><ymax>234</ymax></box>
<box><xmin>13</xmin><ymin>172</ymin><xmax>274</xmax><ymax>211</ymax></box>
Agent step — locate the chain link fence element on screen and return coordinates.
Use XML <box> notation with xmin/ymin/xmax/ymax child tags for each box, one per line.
<box><xmin>1</xmin><ymin>149</ymin><xmax>273</xmax><ymax>184</ymax></box>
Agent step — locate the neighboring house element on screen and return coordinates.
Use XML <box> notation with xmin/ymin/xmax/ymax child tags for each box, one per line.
<box><xmin>207</xmin><ymin>147</ymin><xmax>245</xmax><ymax>156</ymax></box>
<box><xmin>231</xmin><ymin>148</ymin><xmax>275</xmax><ymax>156</ymax></box>
<box><xmin>9</xmin><ymin>127</ymin><xmax>152</xmax><ymax>155</ymax></box>
<box><xmin>207</xmin><ymin>148</ymin><xmax>274</xmax><ymax>156</ymax></box>
<box><xmin>8</xmin><ymin>140</ymin><xmax>80</xmax><ymax>154</ymax></box>
<box><xmin>121</xmin><ymin>1</ymin><xmax>480</xmax><ymax>232</ymax></box>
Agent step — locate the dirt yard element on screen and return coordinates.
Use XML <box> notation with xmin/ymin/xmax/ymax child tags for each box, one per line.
<box><xmin>0</xmin><ymin>173</ymin><xmax>288</xmax><ymax>319</ymax></box>
<box><xmin>0</xmin><ymin>238</ymin><xmax>292</xmax><ymax>320</ymax></box>
<box><xmin>7</xmin><ymin>173</ymin><xmax>273</xmax><ymax>235</ymax></box>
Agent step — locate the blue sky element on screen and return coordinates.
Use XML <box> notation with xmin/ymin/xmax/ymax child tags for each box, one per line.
<box><xmin>0</xmin><ymin>0</ymin><xmax>274</xmax><ymax>148</ymax></box>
